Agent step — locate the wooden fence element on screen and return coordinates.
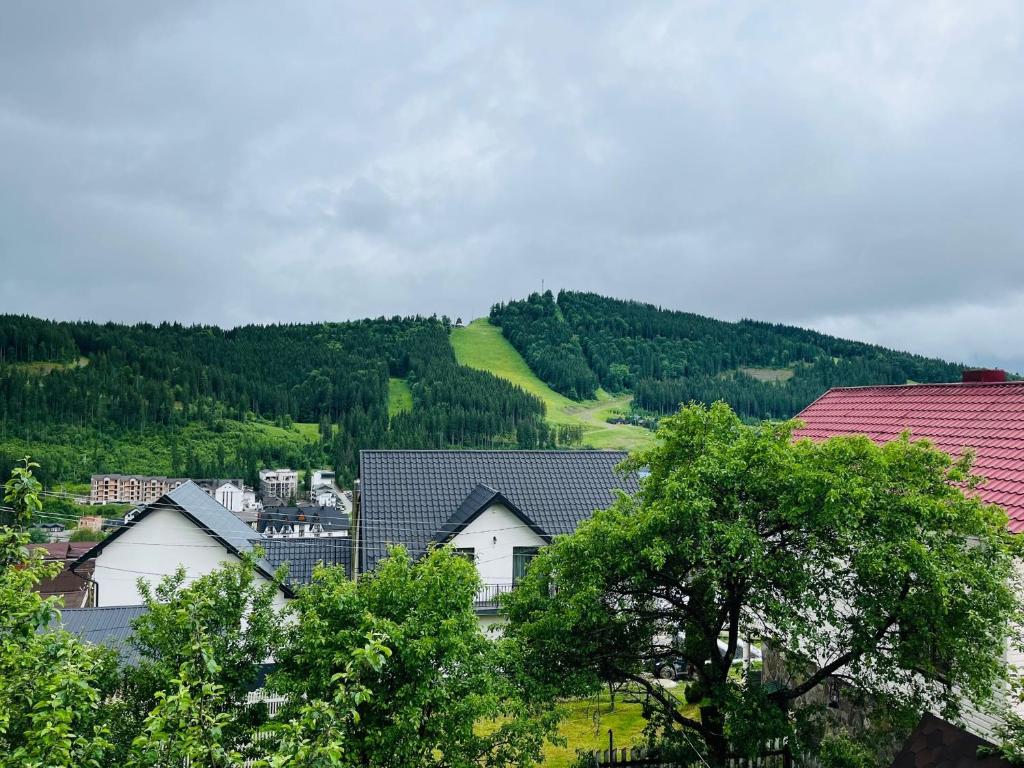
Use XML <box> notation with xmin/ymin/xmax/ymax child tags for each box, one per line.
<box><xmin>586</xmin><ymin>737</ymin><xmax>796</xmax><ymax>768</ymax></box>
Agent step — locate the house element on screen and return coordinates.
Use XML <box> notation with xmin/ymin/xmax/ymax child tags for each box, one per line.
<box><xmin>38</xmin><ymin>521</ymin><xmax>65</xmax><ymax>533</ymax></box>
<box><xmin>258</xmin><ymin>503</ymin><xmax>349</xmax><ymax>538</ymax></box>
<box><xmin>77</xmin><ymin>515</ymin><xmax>104</xmax><ymax>532</ymax></box>
<box><xmin>356</xmin><ymin>450</ymin><xmax>639</xmax><ymax>629</ymax></box>
<box><xmin>70</xmin><ymin>480</ymin><xmax>351</xmax><ymax>609</ymax></box>
<box><xmin>783</xmin><ymin>368</ymin><xmax>1024</xmax><ymax>737</ymax></box>
<box><xmin>309</xmin><ymin>470</ymin><xmax>350</xmax><ymax>510</ymax></box>
<box><xmin>32</xmin><ymin>541</ymin><xmax>96</xmax><ymax>607</ymax></box>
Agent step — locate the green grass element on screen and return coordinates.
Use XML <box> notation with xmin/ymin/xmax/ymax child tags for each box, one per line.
<box><xmin>388</xmin><ymin>377</ymin><xmax>414</xmax><ymax>417</ymax></box>
<box><xmin>451</xmin><ymin>319</ymin><xmax>654</xmax><ymax>452</ymax></box>
<box><xmin>544</xmin><ymin>694</ymin><xmax>649</xmax><ymax>767</ymax></box>
<box><xmin>7</xmin><ymin>357</ymin><xmax>89</xmax><ymax>376</ymax></box>
<box><xmin>738</xmin><ymin>367</ymin><xmax>795</xmax><ymax>383</ymax></box>
<box><xmin>292</xmin><ymin>422</ymin><xmax>321</xmax><ymax>440</ymax></box>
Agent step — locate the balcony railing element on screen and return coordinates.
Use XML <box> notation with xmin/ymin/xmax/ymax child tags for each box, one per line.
<box><xmin>474</xmin><ymin>583</ymin><xmax>515</xmax><ymax>611</ymax></box>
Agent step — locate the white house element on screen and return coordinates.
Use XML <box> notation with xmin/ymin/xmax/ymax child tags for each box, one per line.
<box><xmin>355</xmin><ymin>450</ymin><xmax>640</xmax><ymax>631</ymax></box>
<box><xmin>70</xmin><ymin>481</ymin><xmax>349</xmax><ymax>610</ymax></box>
<box><xmin>213</xmin><ymin>480</ymin><xmax>245</xmax><ymax>514</ymax></box>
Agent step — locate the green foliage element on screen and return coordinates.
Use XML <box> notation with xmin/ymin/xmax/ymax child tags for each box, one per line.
<box><xmin>503</xmin><ymin>402</ymin><xmax>1022</xmax><ymax>766</ymax></box>
<box><xmin>0</xmin><ymin>460</ymin><xmax>115</xmax><ymax>767</ymax></box>
<box><xmin>27</xmin><ymin>527</ymin><xmax>49</xmax><ymax>543</ymax></box>
<box><xmin>2</xmin><ymin>455</ymin><xmax>42</xmax><ymax>527</ymax></box>
<box><xmin>108</xmin><ymin>554</ymin><xmax>284</xmax><ymax>763</ymax></box>
<box><xmin>128</xmin><ymin>632</ymin><xmax>243</xmax><ymax>767</ymax></box>
<box><xmin>69</xmin><ymin>527</ymin><xmax>107</xmax><ymax>542</ymax></box>
<box><xmin>273</xmin><ymin>547</ymin><xmax>558</xmax><ymax>768</ymax></box>
<box><xmin>0</xmin><ymin>315</ymin><xmax>550</xmax><ymax>487</ymax></box>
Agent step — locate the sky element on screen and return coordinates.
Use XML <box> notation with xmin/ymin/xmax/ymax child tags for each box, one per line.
<box><xmin>1</xmin><ymin>2</ymin><xmax>1023</xmax><ymax>371</ymax></box>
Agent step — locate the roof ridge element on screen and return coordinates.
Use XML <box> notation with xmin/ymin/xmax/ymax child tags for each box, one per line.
<box><xmin>819</xmin><ymin>381</ymin><xmax>1024</xmax><ymax>393</ymax></box>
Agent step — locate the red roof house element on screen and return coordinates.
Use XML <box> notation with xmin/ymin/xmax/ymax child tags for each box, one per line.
<box><xmin>32</xmin><ymin>542</ymin><xmax>95</xmax><ymax>608</ymax></box>
<box><xmin>794</xmin><ymin>370</ymin><xmax>1024</xmax><ymax>533</ymax></box>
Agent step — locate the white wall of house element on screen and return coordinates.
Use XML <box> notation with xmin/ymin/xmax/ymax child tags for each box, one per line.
<box><xmin>215</xmin><ymin>482</ymin><xmax>245</xmax><ymax>513</ymax></box>
<box><xmin>449</xmin><ymin>502</ymin><xmax>546</xmax><ymax>587</ymax></box>
<box><xmin>91</xmin><ymin>507</ymin><xmax>289</xmax><ymax>612</ymax></box>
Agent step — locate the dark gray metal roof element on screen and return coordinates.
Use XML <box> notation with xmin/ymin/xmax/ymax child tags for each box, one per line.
<box><xmin>165</xmin><ymin>481</ymin><xmax>261</xmax><ymax>554</ymax></box>
<box><xmin>262</xmin><ymin>537</ymin><xmax>351</xmax><ymax>584</ymax></box>
<box><xmin>358</xmin><ymin>450</ymin><xmax>638</xmax><ymax>572</ymax></box>
<box><xmin>51</xmin><ymin>605</ymin><xmax>149</xmax><ymax>663</ymax></box>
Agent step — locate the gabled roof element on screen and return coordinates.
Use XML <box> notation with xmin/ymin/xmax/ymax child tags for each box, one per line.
<box><xmin>262</xmin><ymin>537</ymin><xmax>352</xmax><ymax>584</ymax></box>
<box><xmin>432</xmin><ymin>484</ymin><xmax>551</xmax><ymax>545</ymax></box>
<box><xmin>70</xmin><ymin>480</ymin><xmax>292</xmax><ymax>592</ymax></box>
<box><xmin>358</xmin><ymin>450</ymin><xmax>638</xmax><ymax>572</ymax></box>
<box><xmin>50</xmin><ymin>605</ymin><xmax>149</xmax><ymax>663</ymax></box>
<box><xmin>794</xmin><ymin>381</ymin><xmax>1024</xmax><ymax>532</ymax></box>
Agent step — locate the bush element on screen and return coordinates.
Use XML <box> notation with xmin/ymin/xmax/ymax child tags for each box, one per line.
<box><xmin>69</xmin><ymin>527</ymin><xmax>106</xmax><ymax>542</ymax></box>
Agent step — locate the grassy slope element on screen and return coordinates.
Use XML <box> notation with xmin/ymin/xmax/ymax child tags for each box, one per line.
<box><xmin>388</xmin><ymin>377</ymin><xmax>414</xmax><ymax>417</ymax></box>
<box><xmin>451</xmin><ymin>319</ymin><xmax>653</xmax><ymax>451</ymax></box>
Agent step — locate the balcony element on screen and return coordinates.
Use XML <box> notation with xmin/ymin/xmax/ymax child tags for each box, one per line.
<box><xmin>474</xmin><ymin>583</ymin><xmax>515</xmax><ymax>614</ymax></box>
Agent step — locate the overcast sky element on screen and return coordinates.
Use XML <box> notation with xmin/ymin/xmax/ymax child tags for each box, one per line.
<box><xmin>1</xmin><ymin>2</ymin><xmax>1022</xmax><ymax>370</ymax></box>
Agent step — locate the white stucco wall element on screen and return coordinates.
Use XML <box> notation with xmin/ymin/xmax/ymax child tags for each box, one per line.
<box><xmin>215</xmin><ymin>483</ymin><xmax>244</xmax><ymax>513</ymax></box>
<box><xmin>92</xmin><ymin>507</ymin><xmax>289</xmax><ymax>611</ymax></box>
<box><xmin>450</xmin><ymin>502</ymin><xmax>546</xmax><ymax>587</ymax></box>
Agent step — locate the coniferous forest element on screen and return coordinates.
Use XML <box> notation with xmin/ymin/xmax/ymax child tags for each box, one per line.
<box><xmin>490</xmin><ymin>290</ymin><xmax>968</xmax><ymax>420</ymax></box>
<box><xmin>1</xmin><ymin>290</ymin><xmax>977</xmax><ymax>487</ymax></box>
<box><xmin>0</xmin><ymin>315</ymin><xmax>550</xmax><ymax>487</ymax></box>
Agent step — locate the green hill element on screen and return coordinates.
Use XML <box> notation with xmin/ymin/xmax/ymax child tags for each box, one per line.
<box><xmin>451</xmin><ymin>319</ymin><xmax>653</xmax><ymax>450</ymax></box>
<box><xmin>489</xmin><ymin>290</ymin><xmax>971</xmax><ymax>422</ymax></box>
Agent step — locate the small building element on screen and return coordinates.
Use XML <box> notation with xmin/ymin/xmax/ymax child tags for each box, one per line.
<box><xmin>356</xmin><ymin>450</ymin><xmax>639</xmax><ymax>629</ymax></box>
<box><xmin>33</xmin><ymin>541</ymin><xmax>96</xmax><ymax>608</ymax></box>
<box><xmin>77</xmin><ymin>515</ymin><xmax>104</xmax><ymax>532</ymax></box>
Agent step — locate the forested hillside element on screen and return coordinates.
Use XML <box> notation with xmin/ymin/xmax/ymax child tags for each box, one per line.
<box><xmin>0</xmin><ymin>315</ymin><xmax>559</xmax><ymax>487</ymax></box>
<box><xmin>490</xmin><ymin>291</ymin><xmax>968</xmax><ymax>421</ymax></box>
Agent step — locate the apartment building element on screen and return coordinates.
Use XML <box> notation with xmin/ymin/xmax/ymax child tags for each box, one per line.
<box><xmin>90</xmin><ymin>474</ymin><xmax>188</xmax><ymax>505</ymax></box>
<box><xmin>259</xmin><ymin>468</ymin><xmax>299</xmax><ymax>501</ymax></box>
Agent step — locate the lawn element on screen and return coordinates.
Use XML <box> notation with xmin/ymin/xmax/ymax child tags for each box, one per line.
<box><xmin>451</xmin><ymin>319</ymin><xmax>654</xmax><ymax>452</ymax></box>
<box><xmin>388</xmin><ymin>377</ymin><xmax>414</xmax><ymax>417</ymax></box>
<box><xmin>544</xmin><ymin>693</ymin><xmax>649</xmax><ymax>767</ymax></box>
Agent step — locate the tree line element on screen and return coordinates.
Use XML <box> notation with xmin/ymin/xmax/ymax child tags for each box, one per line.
<box><xmin>491</xmin><ymin>290</ymin><xmax>967</xmax><ymax>420</ymax></box>
<box><xmin>0</xmin><ymin>314</ymin><xmax>567</xmax><ymax>486</ymax></box>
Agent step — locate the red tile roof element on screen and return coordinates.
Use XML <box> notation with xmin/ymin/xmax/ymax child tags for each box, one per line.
<box><xmin>794</xmin><ymin>381</ymin><xmax>1024</xmax><ymax>533</ymax></box>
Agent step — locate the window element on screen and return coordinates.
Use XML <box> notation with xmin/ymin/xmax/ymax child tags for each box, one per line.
<box><xmin>512</xmin><ymin>546</ymin><xmax>540</xmax><ymax>584</ymax></box>
<box><xmin>453</xmin><ymin>547</ymin><xmax>476</xmax><ymax>563</ymax></box>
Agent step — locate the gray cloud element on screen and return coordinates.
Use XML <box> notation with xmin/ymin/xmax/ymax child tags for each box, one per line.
<box><xmin>1</xmin><ymin>1</ymin><xmax>1022</xmax><ymax>369</ymax></box>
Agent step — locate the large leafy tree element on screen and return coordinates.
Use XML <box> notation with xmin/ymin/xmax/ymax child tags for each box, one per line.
<box><xmin>503</xmin><ymin>402</ymin><xmax>1023</xmax><ymax>765</ymax></box>
<box><xmin>272</xmin><ymin>547</ymin><xmax>558</xmax><ymax>768</ymax></box>
<box><xmin>108</xmin><ymin>553</ymin><xmax>285</xmax><ymax>762</ymax></box>
<box><xmin>0</xmin><ymin>458</ymin><xmax>116</xmax><ymax>767</ymax></box>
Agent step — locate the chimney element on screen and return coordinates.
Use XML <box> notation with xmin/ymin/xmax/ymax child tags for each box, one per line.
<box><xmin>962</xmin><ymin>369</ymin><xmax>1007</xmax><ymax>383</ymax></box>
